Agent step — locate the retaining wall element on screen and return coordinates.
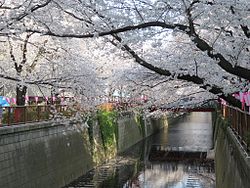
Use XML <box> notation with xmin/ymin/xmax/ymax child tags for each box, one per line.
<box><xmin>0</xmin><ymin>112</ymin><xmax>168</xmax><ymax>188</ymax></box>
<box><xmin>0</xmin><ymin>122</ymin><xmax>93</xmax><ymax>188</ymax></box>
<box><xmin>214</xmin><ymin>114</ymin><xmax>250</xmax><ymax>188</ymax></box>
<box><xmin>117</xmin><ymin>112</ymin><xmax>167</xmax><ymax>152</ymax></box>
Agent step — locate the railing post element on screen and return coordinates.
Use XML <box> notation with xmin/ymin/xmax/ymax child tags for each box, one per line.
<box><xmin>8</xmin><ymin>107</ymin><xmax>11</xmax><ymax>126</ymax></box>
<box><xmin>219</xmin><ymin>105</ymin><xmax>250</xmax><ymax>149</ymax></box>
<box><xmin>46</xmin><ymin>105</ymin><xmax>50</xmax><ymax>120</ymax></box>
<box><xmin>24</xmin><ymin>106</ymin><xmax>27</xmax><ymax>124</ymax></box>
<box><xmin>37</xmin><ymin>106</ymin><xmax>40</xmax><ymax>121</ymax></box>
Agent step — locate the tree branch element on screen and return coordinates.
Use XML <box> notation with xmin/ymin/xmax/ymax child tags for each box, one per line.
<box><xmin>22</xmin><ymin>18</ymin><xmax>250</xmax><ymax>81</ymax></box>
<box><xmin>21</xmin><ymin>32</ymin><xmax>33</xmax><ymax>65</ymax></box>
<box><xmin>112</xmin><ymin>34</ymin><xmax>241</xmax><ymax>108</ymax></box>
<box><xmin>24</xmin><ymin>21</ymin><xmax>188</xmax><ymax>38</ymax></box>
<box><xmin>0</xmin><ymin>0</ymin><xmax>52</xmax><ymax>31</ymax></box>
<box><xmin>241</xmin><ymin>25</ymin><xmax>250</xmax><ymax>38</ymax></box>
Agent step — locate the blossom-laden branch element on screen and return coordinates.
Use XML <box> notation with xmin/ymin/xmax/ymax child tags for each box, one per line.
<box><xmin>111</xmin><ymin>34</ymin><xmax>241</xmax><ymax>108</ymax></box>
<box><xmin>0</xmin><ymin>0</ymin><xmax>248</xmax><ymax>108</ymax></box>
<box><xmin>1</xmin><ymin>1</ymin><xmax>248</xmax><ymax>81</ymax></box>
<box><xmin>21</xmin><ymin>18</ymin><xmax>250</xmax><ymax>81</ymax></box>
<box><xmin>0</xmin><ymin>0</ymin><xmax>52</xmax><ymax>32</ymax></box>
<box><xmin>0</xmin><ymin>72</ymin><xmax>87</xmax><ymax>90</ymax></box>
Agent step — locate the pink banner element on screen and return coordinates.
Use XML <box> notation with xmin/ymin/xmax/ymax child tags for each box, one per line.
<box><xmin>6</xmin><ymin>98</ymin><xmax>10</xmax><ymax>103</ymax></box>
<box><xmin>233</xmin><ymin>92</ymin><xmax>250</xmax><ymax>110</ymax></box>
<box><xmin>244</xmin><ymin>92</ymin><xmax>249</xmax><ymax>107</ymax></box>
<box><xmin>25</xmin><ymin>96</ymin><xmax>29</xmax><ymax>101</ymax></box>
<box><xmin>12</xmin><ymin>98</ymin><xmax>16</xmax><ymax>104</ymax></box>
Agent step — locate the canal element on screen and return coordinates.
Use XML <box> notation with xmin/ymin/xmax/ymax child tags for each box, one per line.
<box><xmin>64</xmin><ymin>112</ymin><xmax>215</xmax><ymax>188</ymax></box>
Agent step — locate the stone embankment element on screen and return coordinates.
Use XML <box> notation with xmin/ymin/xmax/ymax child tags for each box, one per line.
<box><xmin>0</xmin><ymin>110</ymin><xmax>169</xmax><ymax>188</ymax></box>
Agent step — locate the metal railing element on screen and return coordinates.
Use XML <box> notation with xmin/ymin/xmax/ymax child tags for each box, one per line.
<box><xmin>0</xmin><ymin>102</ymin><xmax>134</xmax><ymax>126</ymax></box>
<box><xmin>221</xmin><ymin>104</ymin><xmax>250</xmax><ymax>149</ymax></box>
<box><xmin>0</xmin><ymin>105</ymin><xmax>75</xmax><ymax>126</ymax></box>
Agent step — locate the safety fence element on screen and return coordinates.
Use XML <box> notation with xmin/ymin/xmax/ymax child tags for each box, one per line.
<box><xmin>221</xmin><ymin>104</ymin><xmax>250</xmax><ymax>149</ymax></box>
<box><xmin>0</xmin><ymin>101</ymin><xmax>140</xmax><ymax>126</ymax></box>
<box><xmin>0</xmin><ymin>105</ymin><xmax>75</xmax><ymax>126</ymax></box>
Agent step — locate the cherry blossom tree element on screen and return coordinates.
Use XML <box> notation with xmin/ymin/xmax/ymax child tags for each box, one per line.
<box><xmin>0</xmin><ymin>34</ymin><xmax>100</xmax><ymax>107</ymax></box>
<box><xmin>0</xmin><ymin>0</ymin><xmax>249</xmax><ymax>108</ymax></box>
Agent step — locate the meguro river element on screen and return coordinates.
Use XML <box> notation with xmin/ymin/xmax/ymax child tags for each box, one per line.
<box><xmin>64</xmin><ymin>112</ymin><xmax>215</xmax><ymax>188</ymax></box>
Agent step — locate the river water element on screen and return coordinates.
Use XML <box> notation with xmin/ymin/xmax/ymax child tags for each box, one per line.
<box><xmin>65</xmin><ymin>112</ymin><xmax>215</xmax><ymax>188</ymax></box>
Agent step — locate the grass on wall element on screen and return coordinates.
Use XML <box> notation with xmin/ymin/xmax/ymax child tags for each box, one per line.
<box><xmin>97</xmin><ymin>109</ymin><xmax>118</xmax><ymax>153</ymax></box>
<box><xmin>135</xmin><ymin>114</ymin><xmax>145</xmax><ymax>138</ymax></box>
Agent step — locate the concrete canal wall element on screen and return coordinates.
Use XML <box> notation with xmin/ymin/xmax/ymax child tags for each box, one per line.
<box><xmin>214</xmin><ymin>114</ymin><xmax>250</xmax><ymax>188</ymax></box>
<box><xmin>0</xmin><ymin>121</ymin><xmax>94</xmax><ymax>188</ymax></box>
<box><xmin>117</xmin><ymin>112</ymin><xmax>168</xmax><ymax>152</ymax></box>
<box><xmin>0</xmin><ymin>111</ymin><xmax>168</xmax><ymax>188</ymax></box>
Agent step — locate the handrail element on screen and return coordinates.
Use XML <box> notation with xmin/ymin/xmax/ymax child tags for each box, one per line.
<box><xmin>0</xmin><ymin>102</ymin><xmax>137</xmax><ymax>126</ymax></box>
<box><xmin>220</xmin><ymin>104</ymin><xmax>250</xmax><ymax>151</ymax></box>
<box><xmin>0</xmin><ymin>105</ymin><xmax>73</xmax><ymax>126</ymax></box>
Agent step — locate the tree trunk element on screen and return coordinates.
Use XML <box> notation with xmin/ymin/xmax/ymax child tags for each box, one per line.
<box><xmin>16</xmin><ymin>84</ymin><xmax>27</xmax><ymax>106</ymax></box>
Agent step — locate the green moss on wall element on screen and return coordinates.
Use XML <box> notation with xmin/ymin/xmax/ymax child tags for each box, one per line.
<box><xmin>86</xmin><ymin>114</ymin><xmax>95</xmax><ymax>147</ymax></box>
<box><xmin>134</xmin><ymin>114</ymin><xmax>145</xmax><ymax>138</ymax></box>
<box><xmin>97</xmin><ymin>110</ymin><xmax>118</xmax><ymax>155</ymax></box>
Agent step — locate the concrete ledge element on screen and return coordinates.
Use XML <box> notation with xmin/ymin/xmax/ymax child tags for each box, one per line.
<box><xmin>0</xmin><ymin>120</ymin><xmax>78</xmax><ymax>136</ymax></box>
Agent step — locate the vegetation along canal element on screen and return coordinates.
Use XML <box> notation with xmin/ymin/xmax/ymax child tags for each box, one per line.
<box><xmin>64</xmin><ymin>112</ymin><xmax>215</xmax><ymax>188</ymax></box>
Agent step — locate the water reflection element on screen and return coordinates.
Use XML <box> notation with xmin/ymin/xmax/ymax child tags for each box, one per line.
<box><xmin>153</xmin><ymin>112</ymin><xmax>213</xmax><ymax>150</ymax></box>
<box><xmin>121</xmin><ymin>112</ymin><xmax>215</xmax><ymax>188</ymax></box>
<box><xmin>124</xmin><ymin>161</ymin><xmax>215</xmax><ymax>188</ymax></box>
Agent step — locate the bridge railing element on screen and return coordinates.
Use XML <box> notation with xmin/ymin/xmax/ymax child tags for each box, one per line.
<box><xmin>0</xmin><ymin>105</ymin><xmax>73</xmax><ymax>126</ymax></box>
<box><xmin>221</xmin><ymin>105</ymin><xmax>250</xmax><ymax>149</ymax></box>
